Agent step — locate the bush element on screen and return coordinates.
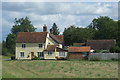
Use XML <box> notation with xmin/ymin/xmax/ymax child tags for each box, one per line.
<box><xmin>94</xmin><ymin>50</ymin><xmax>110</xmax><ymax>53</ymax></box>
<box><xmin>110</xmin><ymin>46</ymin><xmax>120</xmax><ymax>53</ymax></box>
<box><xmin>55</xmin><ymin>56</ymin><xmax>67</xmax><ymax>60</ymax></box>
<box><xmin>89</xmin><ymin>56</ymin><xmax>100</xmax><ymax>61</ymax></box>
<box><xmin>93</xmin><ymin>50</ymin><xmax>101</xmax><ymax>53</ymax></box>
<box><xmin>101</xmin><ymin>50</ymin><xmax>109</xmax><ymax>53</ymax></box>
<box><xmin>2</xmin><ymin>47</ymin><xmax>8</xmax><ymax>55</ymax></box>
<box><xmin>111</xmin><ymin>58</ymin><xmax>118</xmax><ymax>61</ymax></box>
<box><xmin>32</xmin><ymin>56</ymin><xmax>44</xmax><ymax>60</ymax></box>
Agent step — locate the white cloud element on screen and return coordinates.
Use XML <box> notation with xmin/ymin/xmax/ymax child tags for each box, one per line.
<box><xmin>2</xmin><ymin>2</ymin><xmax>118</xmax><ymax>40</ymax></box>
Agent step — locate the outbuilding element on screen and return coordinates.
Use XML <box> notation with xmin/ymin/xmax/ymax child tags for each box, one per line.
<box><xmin>67</xmin><ymin>47</ymin><xmax>91</xmax><ymax>59</ymax></box>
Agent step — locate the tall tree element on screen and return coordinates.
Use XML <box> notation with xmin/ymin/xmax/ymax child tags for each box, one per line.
<box><xmin>117</xmin><ymin>20</ymin><xmax>120</xmax><ymax>47</ymax></box>
<box><xmin>63</xmin><ymin>25</ymin><xmax>94</xmax><ymax>46</ymax></box>
<box><xmin>52</xmin><ymin>23</ymin><xmax>60</xmax><ymax>35</ymax></box>
<box><xmin>88</xmin><ymin>16</ymin><xmax>118</xmax><ymax>40</ymax></box>
<box><xmin>11</xmin><ymin>17</ymin><xmax>36</xmax><ymax>35</ymax></box>
<box><xmin>4</xmin><ymin>17</ymin><xmax>36</xmax><ymax>55</ymax></box>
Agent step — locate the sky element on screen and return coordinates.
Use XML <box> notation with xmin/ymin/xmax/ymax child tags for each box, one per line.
<box><xmin>1</xmin><ymin>2</ymin><xmax>118</xmax><ymax>41</ymax></box>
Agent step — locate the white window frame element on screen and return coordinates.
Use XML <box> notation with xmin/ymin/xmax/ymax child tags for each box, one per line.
<box><xmin>48</xmin><ymin>51</ymin><xmax>52</xmax><ymax>56</ymax></box>
<box><xmin>20</xmin><ymin>52</ymin><xmax>24</xmax><ymax>57</ymax></box>
<box><xmin>38</xmin><ymin>52</ymin><xmax>44</xmax><ymax>58</ymax></box>
<box><xmin>22</xmin><ymin>44</ymin><xmax>26</xmax><ymax>48</ymax></box>
<box><xmin>59</xmin><ymin>52</ymin><xmax>65</xmax><ymax>57</ymax></box>
<box><xmin>38</xmin><ymin>44</ymin><xmax>43</xmax><ymax>48</ymax></box>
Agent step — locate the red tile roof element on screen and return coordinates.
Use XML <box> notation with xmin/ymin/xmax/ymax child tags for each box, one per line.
<box><xmin>68</xmin><ymin>47</ymin><xmax>91</xmax><ymax>52</ymax></box>
<box><xmin>44</xmin><ymin>45</ymin><xmax>68</xmax><ymax>52</ymax></box>
<box><xmin>44</xmin><ymin>45</ymin><xmax>58</xmax><ymax>51</ymax></box>
<box><xmin>54</xmin><ymin>35</ymin><xmax>64</xmax><ymax>42</ymax></box>
<box><xmin>16</xmin><ymin>32</ymin><xmax>48</xmax><ymax>43</ymax></box>
<box><xmin>16</xmin><ymin>32</ymin><xmax>64</xmax><ymax>43</ymax></box>
<box><xmin>49</xmin><ymin>34</ymin><xmax>64</xmax><ymax>44</ymax></box>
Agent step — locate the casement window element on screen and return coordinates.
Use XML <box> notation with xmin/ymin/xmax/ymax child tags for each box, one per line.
<box><xmin>59</xmin><ymin>52</ymin><xmax>65</xmax><ymax>56</ymax></box>
<box><xmin>38</xmin><ymin>52</ymin><xmax>44</xmax><ymax>57</ymax></box>
<box><xmin>20</xmin><ymin>52</ymin><xmax>24</xmax><ymax>57</ymax></box>
<box><xmin>38</xmin><ymin>44</ymin><xmax>43</xmax><ymax>48</ymax></box>
<box><xmin>48</xmin><ymin>51</ymin><xmax>52</xmax><ymax>56</ymax></box>
<box><xmin>22</xmin><ymin>44</ymin><xmax>26</xmax><ymax>48</ymax></box>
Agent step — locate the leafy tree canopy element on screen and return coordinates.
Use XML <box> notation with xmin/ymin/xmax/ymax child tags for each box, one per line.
<box><xmin>88</xmin><ymin>16</ymin><xmax>118</xmax><ymax>40</ymax></box>
<box><xmin>63</xmin><ymin>25</ymin><xmax>94</xmax><ymax>46</ymax></box>
<box><xmin>11</xmin><ymin>17</ymin><xmax>36</xmax><ymax>35</ymax></box>
<box><xmin>3</xmin><ymin>17</ymin><xmax>36</xmax><ymax>55</ymax></box>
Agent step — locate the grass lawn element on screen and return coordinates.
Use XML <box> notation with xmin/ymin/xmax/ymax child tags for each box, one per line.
<box><xmin>2</xmin><ymin>56</ymin><xmax>118</xmax><ymax>78</ymax></box>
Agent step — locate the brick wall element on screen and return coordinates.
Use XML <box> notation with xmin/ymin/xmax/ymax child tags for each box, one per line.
<box><xmin>67</xmin><ymin>52</ymin><xmax>84</xmax><ymax>59</ymax></box>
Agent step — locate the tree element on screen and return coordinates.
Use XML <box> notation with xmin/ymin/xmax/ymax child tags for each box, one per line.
<box><xmin>11</xmin><ymin>17</ymin><xmax>36</xmax><ymax>35</ymax></box>
<box><xmin>88</xmin><ymin>16</ymin><xmax>113</xmax><ymax>30</ymax></box>
<box><xmin>88</xmin><ymin>16</ymin><xmax>118</xmax><ymax>40</ymax></box>
<box><xmin>52</xmin><ymin>23</ymin><xmax>60</xmax><ymax>35</ymax></box>
<box><xmin>63</xmin><ymin>25</ymin><xmax>94</xmax><ymax>46</ymax></box>
<box><xmin>110</xmin><ymin>45</ymin><xmax>120</xmax><ymax>53</ymax></box>
<box><xmin>6</xmin><ymin>34</ymin><xmax>16</xmax><ymax>54</ymax></box>
<box><xmin>117</xmin><ymin>20</ymin><xmax>120</xmax><ymax>47</ymax></box>
<box><xmin>4</xmin><ymin>17</ymin><xmax>36</xmax><ymax>55</ymax></box>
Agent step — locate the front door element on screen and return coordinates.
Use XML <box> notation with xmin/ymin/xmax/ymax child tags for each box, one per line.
<box><xmin>31</xmin><ymin>52</ymin><xmax>34</xmax><ymax>59</ymax></box>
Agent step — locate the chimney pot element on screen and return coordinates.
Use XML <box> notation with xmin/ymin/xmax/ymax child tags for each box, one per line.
<box><xmin>43</xmin><ymin>24</ymin><xmax>47</xmax><ymax>32</ymax></box>
<box><xmin>50</xmin><ymin>28</ymin><xmax>53</xmax><ymax>34</ymax></box>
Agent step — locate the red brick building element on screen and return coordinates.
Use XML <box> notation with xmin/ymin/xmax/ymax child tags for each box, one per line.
<box><xmin>67</xmin><ymin>47</ymin><xmax>91</xmax><ymax>59</ymax></box>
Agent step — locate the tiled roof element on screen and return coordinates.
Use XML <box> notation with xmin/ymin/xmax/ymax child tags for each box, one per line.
<box><xmin>86</xmin><ymin>40</ymin><xmax>116</xmax><ymax>50</ymax></box>
<box><xmin>44</xmin><ymin>45</ymin><xmax>67</xmax><ymax>52</ymax></box>
<box><xmin>44</xmin><ymin>45</ymin><xmax>58</xmax><ymax>51</ymax></box>
<box><xmin>68</xmin><ymin>47</ymin><xmax>91</xmax><ymax>52</ymax></box>
<box><xmin>54</xmin><ymin>35</ymin><xmax>64</xmax><ymax>43</ymax></box>
<box><xmin>16</xmin><ymin>32</ymin><xmax>48</xmax><ymax>43</ymax></box>
<box><xmin>16</xmin><ymin>32</ymin><xmax>64</xmax><ymax>43</ymax></box>
<box><xmin>49</xmin><ymin>34</ymin><xmax>64</xmax><ymax>44</ymax></box>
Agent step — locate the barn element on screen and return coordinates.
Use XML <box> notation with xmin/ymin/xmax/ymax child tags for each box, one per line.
<box><xmin>86</xmin><ymin>40</ymin><xmax>116</xmax><ymax>50</ymax></box>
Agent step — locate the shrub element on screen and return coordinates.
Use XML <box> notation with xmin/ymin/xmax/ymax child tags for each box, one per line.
<box><xmin>89</xmin><ymin>56</ymin><xmax>100</xmax><ymax>61</ymax></box>
<box><xmin>55</xmin><ymin>56</ymin><xmax>67</xmax><ymax>60</ymax></box>
<box><xmin>111</xmin><ymin>58</ymin><xmax>118</xmax><ymax>61</ymax></box>
<box><xmin>32</xmin><ymin>56</ymin><xmax>44</xmax><ymax>60</ymax></box>
<box><xmin>110</xmin><ymin>46</ymin><xmax>120</xmax><ymax>53</ymax></box>
<box><xmin>93</xmin><ymin>50</ymin><xmax>101</xmax><ymax>53</ymax></box>
<box><xmin>2</xmin><ymin>47</ymin><xmax>8</xmax><ymax>55</ymax></box>
<box><xmin>94</xmin><ymin>50</ymin><xmax>110</xmax><ymax>53</ymax></box>
<box><xmin>101</xmin><ymin>50</ymin><xmax>109</xmax><ymax>53</ymax></box>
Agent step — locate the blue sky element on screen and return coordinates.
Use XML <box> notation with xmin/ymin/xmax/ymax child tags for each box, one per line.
<box><xmin>1</xmin><ymin>2</ymin><xmax>118</xmax><ymax>41</ymax></box>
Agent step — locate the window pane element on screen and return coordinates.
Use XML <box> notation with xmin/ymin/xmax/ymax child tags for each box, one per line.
<box><xmin>38</xmin><ymin>52</ymin><xmax>44</xmax><ymax>57</ymax></box>
<box><xmin>48</xmin><ymin>51</ymin><xmax>52</xmax><ymax>56</ymax></box>
<box><xmin>22</xmin><ymin>44</ymin><xmax>26</xmax><ymax>48</ymax></box>
<box><xmin>39</xmin><ymin>44</ymin><xmax>42</xmax><ymax>48</ymax></box>
<box><xmin>59</xmin><ymin>52</ymin><xmax>65</xmax><ymax>56</ymax></box>
<box><xmin>20</xmin><ymin>52</ymin><xmax>24</xmax><ymax>57</ymax></box>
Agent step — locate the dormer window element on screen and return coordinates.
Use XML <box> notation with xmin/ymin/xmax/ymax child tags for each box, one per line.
<box><xmin>22</xmin><ymin>44</ymin><xmax>26</xmax><ymax>48</ymax></box>
<box><xmin>38</xmin><ymin>44</ymin><xmax>43</xmax><ymax>48</ymax></box>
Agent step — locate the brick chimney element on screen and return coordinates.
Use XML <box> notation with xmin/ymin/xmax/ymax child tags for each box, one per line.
<box><xmin>50</xmin><ymin>28</ymin><xmax>53</xmax><ymax>34</ymax></box>
<box><xmin>43</xmin><ymin>24</ymin><xmax>47</xmax><ymax>32</ymax></box>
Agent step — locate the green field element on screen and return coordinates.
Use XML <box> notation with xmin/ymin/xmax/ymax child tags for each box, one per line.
<box><xmin>2</xmin><ymin>56</ymin><xmax>118</xmax><ymax>78</ymax></box>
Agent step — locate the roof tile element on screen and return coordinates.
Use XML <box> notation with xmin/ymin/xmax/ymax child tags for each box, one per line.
<box><xmin>68</xmin><ymin>47</ymin><xmax>91</xmax><ymax>52</ymax></box>
<box><xmin>16</xmin><ymin>32</ymin><xmax>47</xmax><ymax>43</ymax></box>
